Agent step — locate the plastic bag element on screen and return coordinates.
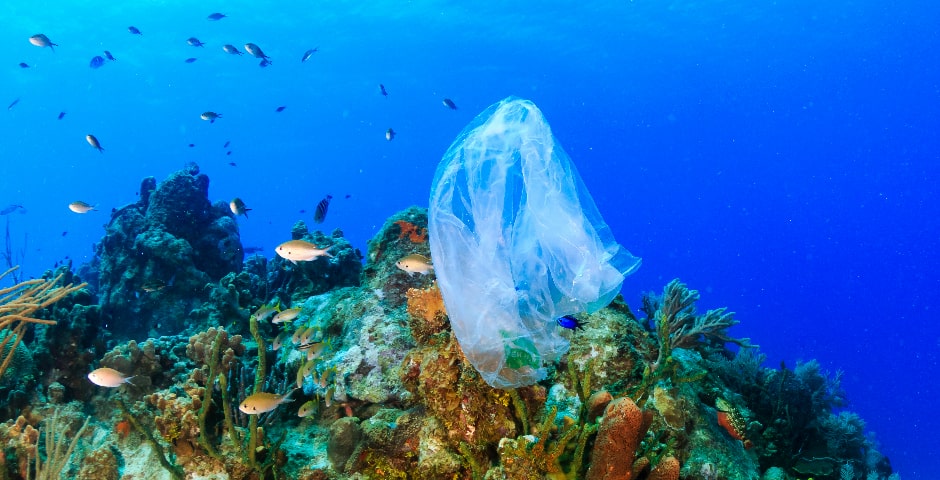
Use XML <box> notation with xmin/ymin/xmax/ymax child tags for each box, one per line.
<box><xmin>428</xmin><ymin>97</ymin><xmax>641</xmax><ymax>389</ymax></box>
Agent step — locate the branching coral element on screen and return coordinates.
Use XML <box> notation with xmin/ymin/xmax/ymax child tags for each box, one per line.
<box><xmin>0</xmin><ymin>266</ymin><xmax>87</xmax><ymax>379</ymax></box>
<box><xmin>28</xmin><ymin>408</ymin><xmax>91</xmax><ymax>480</ymax></box>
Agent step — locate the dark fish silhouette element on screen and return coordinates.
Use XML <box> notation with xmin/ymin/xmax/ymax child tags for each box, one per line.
<box><xmin>259</xmin><ymin>59</ymin><xmax>272</xmax><ymax>68</ymax></box>
<box><xmin>379</xmin><ymin>84</ymin><xmax>388</xmax><ymax>97</ymax></box>
<box><xmin>301</xmin><ymin>48</ymin><xmax>318</xmax><ymax>62</ymax></box>
<box><xmin>89</xmin><ymin>56</ymin><xmax>106</xmax><ymax>69</ymax></box>
<box><xmin>228</xmin><ymin>162</ymin><xmax>236</xmax><ymax>166</ymax></box>
<box><xmin>184</xmin><ymin>57</ymin><xmax>198</xmax><ymax>63</ymax></box>
<box><xmin>0</xmin><ymin>205</ymin><xmax>25</xmax><ymax>215</ymax></box>
<box><xmin>244</xmin><ymin>43</ymin><xmax>269</xmax><ymax>60</ymax></box>
<box><xmin>275</xmin><ymin>106</ymin><xmax>286</xmax><ymax>112</ymax></box>
<box><xmin>86</xmin><ymin>134</ymin><xmax>104</xmax><ymax>152</ymax></box>
<box><xmin>386</xmin><ymin>128</ymin><xmax>395</xmax><ymax>141</ymax></box>
<box><xmin>207</xmin><ymin>12</ymin><xmax>227</xmax><ymax>21</ymax></box>
<box><xmin>313</xmin><ymin>195</ymin><xmax>333</xmax><ymax>223</ymax></box>
<box><xmin>187</xmin><ymin>37</ymin><xmax>205</xmax><ymax>47</ymax></box>
<box><xmin>222</xmin><ymin>44</ymin><xmax>243</xmax><ymax>55</ymax></box>
<box><xmin>7</xmin><ymin>98</ymin><xmax>20</xmax><ymax>110</ymax></box>
<box><xmin>188</xmin><ymin>144</ymin><xmax>195</xmax><ymax>148</ymax></box>
<box><xmin>104</xmin><ymin>50</ymin><xmax>116</xmax><ymax>61</ymax></box>
<box><xmin>58</xmin><ymin>111</ymin><xmax>66</xmax><ymax>120</ymax></box>
<box><xmin>442</xmin><ymin>98</ymin><xmax>457</xmax><ymax>110</ymax></box>
<box><xmin>226</xmin><ymin>151</ymin><xmax>232</xmax><ymax>156</ymax></box>
<box><xmin>223</xmin><ymin>140</ymin><xmax>231</xmax><ymax>148</ymax></box>
<box><xmin>128</xmin><ymin>26</ymin><xmax>142</xmax><ymax>35</ymax></box>
<box><xmin>18</xmin><ymin>62</ymin><xmax>29</xmax><ymax>68</ymax></box>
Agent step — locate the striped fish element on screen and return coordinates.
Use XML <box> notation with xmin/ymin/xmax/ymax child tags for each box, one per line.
<box><xmin>313</xmin><ymin>195</ymin><xmax>332</xmax><ymax>223</ymax></box>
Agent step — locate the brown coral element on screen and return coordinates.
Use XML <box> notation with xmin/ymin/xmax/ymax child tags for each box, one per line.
<box><xmin>394</xmin><ymin>220</ymin><xmax>428</xmax><ymax>243</ymax></box>
<box><xmin>585</xmin><ymin>397</ymin><xmax>652</xmax><ymax>480</ymax></box>
<box><xmin>405</xmin><ymin>285</ymin><xmax>449</xmax><ymax>344</ymax></box>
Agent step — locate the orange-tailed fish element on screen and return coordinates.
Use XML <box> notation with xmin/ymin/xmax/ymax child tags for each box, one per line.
<box><xmin>239</xmin><ymin>389</ymin><xmax>298</xmax><ymax>414</ymax></box>
<box><xmin>88</xmin><ymin>367</ymin><xmax>134</xmax><ymax>387</ymax></box>
<box><xmin>396</xmin><ymin>254</ymin><xmax>433</xmax><ymax>276</ymax></box>
<box><xmin>276</xmin><ymin>240</ymin><xmax>333</xmax><ymax>264</ymax></box>
<box><xmin>68</xmin><ymin>201</ymin><xmax>96</xmax><ymax>214</ymax></box>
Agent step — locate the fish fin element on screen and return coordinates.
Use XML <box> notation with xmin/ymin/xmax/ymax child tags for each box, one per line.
<box><xmin>244</xmin><ymin>208</ymin><xmax>251</xmax><ymax>218</ymax></box>
<box><xmin>283</xmin><ymin>387</ymin><xmax>300</xmax><ymax>404</ymax></box>
<box><xmin>124</xmin><ymin>375</ymin><xmax>138</xmax><ymax>386</ymax></box>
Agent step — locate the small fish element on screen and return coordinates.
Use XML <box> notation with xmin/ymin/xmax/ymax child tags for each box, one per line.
<box><xmin>259</xmin><ymin>59</ymin><xmax>272</xmax><ymax>68</ymax></box>
<box><xmin>128</xmin><ymin>26</ymin><xmax>142</xmax><ymax>35</ymax></box>
<box><xmin>200</xmin><ymin>111</ymin><xmax>222</xmax><ymax>123</ymax></box>
<box><xmin>324</xmin><ymin>387</ymin><xmax>334</xmax><ymax>408</ymax></box>
<box><xmin>86</xmin><ymin>134</ymin><xmax>104</xmax><ymax>152</ymax></box>
<box><xmin>244</xmin><ymin>43</ymin><xmax>270</xmax><ymax>60</ymax></box>
<box><xmin>29</xmin><ymin>34</ymin><xmax>57</xmax><ymax>52</ymax></box>
<box><xmin>276</xmin><ymin>240</ymin><xmax>333</xmax><ymax>264</ymax></box>
<box><xmin>297</xmin><ymin>399</ymin><xmax>319</xmax><ymax>418</ymax></box>
<box><xmin>228</xmin><ymin>162</ymin><xmax>236</xmax><ymax>167</ymax></box>
<box><xmin>89</xmin><ymin>56</ymin><xmax>106</xmax><ymax>69</ymax></box>
<box><xmin>140</xmin><ymin>279</ymin><xmax>169</xmax><ymax>293</ymax></box>
<box><xmin>238</xmin><ymin>389</ymin><xmax>298</xmax><ymax>415</ymax></box>
<box><xmin>207</xmin><ymin>12</ymin><xmax>227</xmax><ymax>20</ymax></box>
<box><xmin>301</xmin><ymin>340</ymin><xmax>329</xmax><ymax>361</ymax></box>
<box><xmin>62</xmin><ymin>231</ymin><xmax>68</xmax><ymax>236</ymax></box>
<box><xmin>556</xmin><ymin>315</ymin><xmax>587</xmax><ymax>331</ymax></box>
<box><xmin>379</xmin><ymin>84</ymin><xmax>388</xmax><ymax>97</ymax></box>
<box><xmin>68</xmin><ymin>201</ymin><xmax>96</xmax><ymax>214</ymax></box>
<box><xmin>291</xmin><ymin>326</ymin><xmax>305</xmax><ymax>345</ymax></box>
<box><xmin>301</xmin><ymin>48</ymin><xmax>318</xmax><ymax>62</ymax></box>
<box><xmin>7</xmin><ymin>98</ymin><xmax>19</xmax><ymax>110</ymax></box>
<box><xmin>0</xmin><ymin>205</ymin><xmax>25</xmax><ymax>215</ymax></box>
<box><xmin>396</xmin><ymin>254</ymin><xmax>434</xmax><ymax>276</ymax></box>
<box><xmin>272</xmin><ymin>308</ymin><xmax>301</xmax><ymax>324</ymax></box>
<box><xmin>313</xmin><ymin>194</ymin><xmax>332</xmax><ymax>223</ymax></box>
<box><xmin>252</xmin><ymin>302</ymin><xmax>281</xmax><ymax>322</ymax></box>
<box><xmin>227</xmin><ymin>151</ymin><xmax>232</xmax><ymax>156</ymax></box>
<box><xmin>184</xmin><ymin>57</ymin><xmax>198</xmax><ymax>63</ymax></box>
<box><xmin>295</xmin><ymin>366</ymin><xmax>306</xmax><ymax>388</ymax></box>
<box><xmin>223</xmin><ymin>140</ymin><xmax>231</xmax><ymax>148</ymax></box>
<box><xmin>386</xmin><ymin>128</ymin><xmax>395</xmax><ymax>141</ymax></box>
<box><xmin>104</xmin><ymin>50</ymin><xmax>116</xmax><ymax>61</ymax></box>
<box><xmin>299</xmin><ymin>327</ymin><xmax>318</xmax><ymax>345</ymax></box>
<box><xmin>273</xmin><ymin>332</ymin><xmax>287</xmax><ymax>351</ymax></box>
<box><xmin>188</xmin><ymin>143</ymin><xmax>195</xmax><ymax>147</ymax></box>
<box><xmin>344</xmin><ymin>194</ymin><xmax>351</xmax><ymax>199</ymax></box>
<box><xmin>229</xmin><ymin>197</ymin><xmax>251</xmax><ymax>217</ymax></box>
<box><xmin>57</xmin><ymin>112</ymin><xmax>66</xmax><ymax>120</ymax></box>
<box><xmin>222</xmin><ymin>44</ymin><xmax>243</xmax><ymax>55</ymax></box>
<box><xmin>88</xmin><ymin>367</ymin><xmax>134</xmax><ymax>387</ymax></box>
<box><xmin>187</xmin><ymin>37</ymin><xmax>205</xmax><ymax>47</ymax></box>
<box><xmin>18</xmin><ymin>62</ymin><xmax>29</xmax><ymax>68</ymax></box>
<box><xmin>275</xmin><ymin>106</ymin><xmax>286</xmax><ymax>112</ymax></box>
<box><xmin>442</xmin><ymin>98</ymin><xmax>457</xmax><ymax>110</ymax></box>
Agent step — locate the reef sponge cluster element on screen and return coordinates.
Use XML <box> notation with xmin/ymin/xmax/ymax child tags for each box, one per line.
<box><xmin>0</xmin><ymin>166</ymin><xmax>900</xmax><ymax>480</ymax></box>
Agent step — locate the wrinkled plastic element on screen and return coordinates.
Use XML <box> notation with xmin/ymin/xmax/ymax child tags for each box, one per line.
<box><xmin>428</xmin><ymin>97</ymin><xmax>641</xmax><ymax>389</ymax></box>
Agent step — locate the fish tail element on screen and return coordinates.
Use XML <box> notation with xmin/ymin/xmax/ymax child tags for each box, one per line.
<box><xmin>283</xmin><ymin>387</ymin><xmax>300</xmax><ymax>404</ymax></box>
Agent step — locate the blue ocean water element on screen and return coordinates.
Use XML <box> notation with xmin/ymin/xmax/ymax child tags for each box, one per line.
<box><xmin>2</xmin><ymin>1</ymin><xmax>937</xmax><ymax>478</ymax></box>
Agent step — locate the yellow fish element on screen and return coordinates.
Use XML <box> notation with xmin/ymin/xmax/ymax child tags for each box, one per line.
<box><xmin>396</xmin><ymin>254</ymin><xmax>434</xmax><ymax>276</ymax></box>
<box><xmin>88</xmin><ymin>367</ymin><xmax>134</xmax><ymax>388</ymax></box>
<box><xmin>272</xmin><ymin>332</ymin><xmax>287</xmax><ymax>351</ymax></box>
<box><xmin>299</xmin><ymin>326</ymin><xmax>319</xmax><ymax>345</ymax></box>
<box><xmin>272</xmin><ymin>308</ymin><xmax>301</xmax><ymax>324</ymax></box>
<box><xmin>291</xmin><ymin>325</ymin><xmax>305</xmax><ymax>345</ymax></box>
<box><xmin>275</xmin><ymin>240</ymin><xmax>333</xmax><ymax>264</ymax></box>
<box><xmin>297</xmin><ymin>399</ymin><xmax>318</xmax><ymax>418</ymax></box>
<box><xmin>238</xmin><ymin>389</ymin><xmax>298</xmax><ymax>414</ymax></box>
<box><xmin>252</xmin><ymin>302</ymin><xmax>280</xmax><ymax>322</ymax></box>
<box><xmin>68</xmin><ymin>201</ymin><xmax>96</xmax><ymax>214</ymax></box>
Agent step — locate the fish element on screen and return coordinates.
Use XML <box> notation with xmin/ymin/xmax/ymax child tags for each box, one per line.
<box><xmin>104</xmin><ymin>50</ymin><xmax>116</xmax><ymax>61</ymax></box>
<box><xmin>188</xmin><ymin>143</ymin><xmax>195</xmax><ymax>147</ymax></box>
<box><xmin>275</xmin><ymin>106</ymin><xmax>286</xmax><ymax>112</ymax></box>
<box><xmin>0</xmin><ymin>205</ymin><xmax>25</xmax><ymax>215</ymax></box>
<box><xmin>140</xmin><ymin>278</ymin><xmax>169</xmax><ymax>293</ymax></box>
<box><xmin>259</xmin><ymin>59</ymin><xmax>272</xmax><ymax>68</ymax></box>
<box><xmin>86</xmin><ymin>134</ymin><xmax>104</xmax><ymax>152</ymax></box>
<box><xmin>29</xmin><ymin>34</ymin><xmax>57</xmax><ymax>52</ymax></box>
<box><xmin>252</xmin><ymin>302</ymin><xmax>281</xmax><ymax>322</ymax></box>
<box><xmin>291</xmin><ymin>326</ymin><xmax>305</xmax><ymax>345</ymax></box>
<box><xmin>556</xmin><ymin>315</ymin><xmax>586</xmax><ymax>330</ymax></box>
<box><xmin>200</xmin><ymin>111</ymin><xmax>222</xmax><ymax>123</ymax></box>
<box><xmin>313</xmin><ymin>195</ymin><xmax>332</xmax><ymax>223</ymax></box>
<box><xmin>272</xmin><ymin>308</ymin><xmax>301</xmax><ymax>324</ymax></box>
<box><xmin>276</xmin><ymin>240</ymin><xmax>333</xmax><ymax>264</ymax></box>
<box><xmin>273</xmin><ymin>332</ymin><xmax>287</xmax><ymax>351</ymax></box>
<box><xmin>57</xmin><ymin>112</ymin><xmax>66</xmax><ymax>120</ymax></box>
<box><xmin>222</xmin><ymin>44</ymin><xmax>243</xmax><ymax>55</ymax></box>
<box><xmin>184</xmin><ymin>57</ymin><xmax>198</xmax><ymax>63</ymax></box>
<box><xmin>187</xmin><ymin>37</ymin><xmax>205</xmax><ymax>47</ymax></box>
<box><xmin>7</xmin><ymin>98</ymin><xmax>20</xmax><ymax>110</ymax></box>
<box><xmin>301</xmin><ymin>340</ymin><xmax>329</xmax><ymax>361</ymax></box>
<box><xmin>379</xmin><ymin>84</ymin><xmax>388</xmax><ymax>97</ymax></box>
<box><xmin>18</xmin><ymin>62</ymin><xmax>29</xmax><ymax>68</ymax></box>
<box><xmin>324</xmin><ymin>387</ymin><xmax>334</xmax><ymax>408</ymax></box>
<box><xmin>229</xmin><ymin>197</ymin><xmax>251</xmax><ymax>217</ymax></box>
<box><xmin>207</xmin><ymin>12</ymin><xmax>227</xmax><ymax>20</ymax></box>
<box><xmin>386</xmin><ymin>128</ymin><xmax>396</xmax><ymax>141</ymax></box>
<box><xmin>299</xmin><ymin>327</ymin><xmax>318</xmax><ymax>345</ymax></box>
<box><xmin>238</xmin><ymin>389</ymin><xmax>298</xmax><ymax>415</ymax></box>
<box><xmin>244</xmin><ymin>43</ymin><xmax>270</xmax><ymax>60</ymax></box>
<box><xmin>301</xmin><ymin>48</ymin><xmax>318</xmax><ymax>62</ymax></box>
<box><xmin>88</xmin><ymin>367</ymin><xmax>134</xmax><ymax>387</ymax></box>
<box><xmin>297</xmin><ymin>399</ymin><xmax>318</xmax><ymax>418</ymax></box>
<box><xmin>396</xmin><ymin>254</ymin><xmax>434</xmax><ymax>276</ymax></box>
<box><xmin>68</xmin><ymin>201</ymin><xmax>96</xmax><ymax>214</ymax></box>
<box><xmin>295</xmin><ymin>366</ymin><xmax>306</xmax><ymax>388</ymax></box>
<box><xmin>442</xmin><ymin>98</ymin><xmax>458</xmax><ymax>110</ymax></box>
<box><xmin>62</xmin><ymin>231</ymin><xmax>68</xmax><ymax>236</ymax></box>
<box><xmin>89</xmin><ymin>56</ymin><xmax>106</xmax><ymax>69</ymax></box>
<box><xmin>128</xmin><ymin>26</ymin><xmax>142</xmax><ymax>35</ymax></box>
<box><xmin>223</xmin><ymin>140</ymin><xmax>231</xmax><ymax>148</ymax></box>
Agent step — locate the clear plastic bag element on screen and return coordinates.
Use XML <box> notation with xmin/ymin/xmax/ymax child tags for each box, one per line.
<box><xmin>429</xmin><ymin>97</ymin><xmax>641</xmax><ymax>388</ymax></box>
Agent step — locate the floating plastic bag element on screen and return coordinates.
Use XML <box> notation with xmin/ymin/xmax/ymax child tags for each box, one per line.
<box><xmin>428</xmin><ymin>97</ymin><xmax>641</xmax><ymax>389</ymax></box>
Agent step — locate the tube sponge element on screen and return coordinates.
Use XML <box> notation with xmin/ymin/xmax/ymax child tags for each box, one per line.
<box><xmin>428</xmin><ymin>97</ymin><xmax>640</xmax><ymax>388</ymax></box>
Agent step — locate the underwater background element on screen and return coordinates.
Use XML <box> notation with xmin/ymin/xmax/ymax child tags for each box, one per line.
<box><xmin>1</xmin><ymin>0</ymin><xmax>938</xmax><ymax>479</ymax></box>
